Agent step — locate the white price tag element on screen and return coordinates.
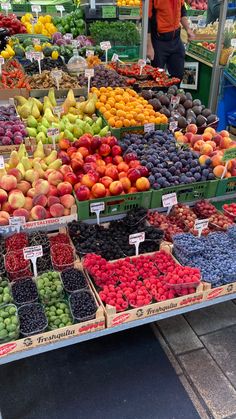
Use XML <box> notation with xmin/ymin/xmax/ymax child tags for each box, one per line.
<box><xmin>198</xmin><ymin>18</ymin><xmax>206</xmax><ymax>27</ymax></box>
<box><xmin>0</xmin><ymin>155</ymin><xmax>4</xmax><ymax>169</ymax></box>
<box><xmin>0</xmin><ymin>57</ymin><xmax>4</xmax><ymax>65</ymax></box>
<box><xmin>33</xmin><ymin>38</ymin><xmax>40</xmax><ymax>45</ymax></box>
<box><xmin>56</xmin><ymin>5</ymin><xmax>65</xmax><ymax>11</ymax></box>
<box><xmin>53</xmin><ymin>105</ymin><xmax>63</xmax><ymax>116</ymax></box>
<box><xmin>64</xmin><ymin>33</ymin><xmax>73</xmax><ymax>41</ymax></box>
<box><xmin>144</xmin><ymin>123</ymin><xmax>155</xmax><ymax>133</ymax></box>
<box><xmin>171</xmin><ymin>96</ymin><xmax>180</xmax><ymax>107</ymax></box>
<box><xmin>71</xmin><ymin>39</ymin><xmax>79</xmax><ymax>48</ymax></box>
<box><xmin>138</xmin><ymin>59</ymin><xmax>146</xmax><ymax>67</ymax></box>
<box><xmin>111</xmin><ymin>53</ymin><xmax>119</xmax><ymax>62</ymax></box>
<box><xmin>25</xmin><ymin>52</ymin><xmax>33</xmax><ymax>61</ymax></box>
<box><xmin>86</xmin><ymin>49</ymin><xmax>94</xmax><ymax>57</ymax></box>
<box><xmin>32</xmin><ymin>51</ymin><xmax>43</xmax><ymax>60</ymax></box>
<box><xmin>169</xmin><ymin>121</ymin><xmax>178</xmax><ymax>132</ymax></box>
<box><xmin>1</xmin><ymin>3</ymin><xmax>11</xmax><ymax>10</ymax></box>
<box><xmin>31</xmin><ymin>5</ymin><xmax>41</xmax><ymax>12</ymax></box>
<box><xmin>90</xmin><ymin>202</ymin><xmax>105</xmax><ymax>225</ymax></box>
<box><xmin>162</xmin><ymin>192</ymin><xmax>177</xmax><ymax>214</ymax></box>
<box><xmin>231</xmin><ymin>39</ymin><xmax>236</xmax><ymax>48</ymax></box>
<box><xmin>23</xmin><ymin>245</ymin><xmax>43</xmax><ymax>277</ymax></box>
<box><xmin>9</xmin><ymin>216</ymin><xmax>26</xmax><ymax>233</ymax></box>
<box><xmin>100</xmin><ymin>41</ymin><xmax>111</xmax><ymax>50</ymax></box>
<box><xmin>194</xmin><ymin>219</ymin><xmax>209</xmax><ymax>237</ymax></box>
<box><xmin>47</xmin><ymin>128</ymin><xmax>59</xmax><ymax>137</ymax></box>
<box><xmin>129</xmin><ymin>232</ymin><xmax>145</xmax><ymax>256</ymax></box>
<box><xmin>85</xmin><ymin>68</ymin><xmax>94</xmax><ymax>78</ymax></box>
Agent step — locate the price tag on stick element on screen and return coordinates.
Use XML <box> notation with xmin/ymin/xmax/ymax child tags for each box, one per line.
<box><xmin>0</xmin><ymin>155</ymin><xmax>5</xmax><ymax>169</ymax></box>
<box><xmin>90</xmin><ymin>202</ymin><xmax>105</xmax><ymax>225</ymax></box>
<box><xmin>100</xmin><ymin>41</ymin><xmax>111</xmax><ymax>64</ymax></box>
<box><xmin>138</xmin><ymin>59</ymin><xmax>146</xmax><ymax>75</ymax></box>
<box><xmin>129</xmin><ymin>232</ymin><xmax>145</xmax><ymax>256</ymax></box>
<box><xmin>194</xmin><ymin>219</ymin><xmax>209</xmax><ymax>237</ymax></box>
<box><xmin>47</xmin><ymin>128</ymin><xmax>59</xmax><ymax>150</ymax></box>
<box><xmin>0</xmin><ymin>57</ymin><xmax>4</xmax><ymax>75</ymax></box>
<box><xmin>53</xmin><ymin>105</ymin><xmax>63</xmax><ymax>119</ymax></box>
<box><xmin>32</xmin><ymin>52</ymin><xmax>43</xmax><ymax>74</ymax></box>
<box><xmin>162</xmin><ymin>192</ymin><xmax>177</xmax><ymax>215</ymax></box>
<box><xmin>1</xmin><ymin>3</ymin><xmax>11</xmax><ymax>16</ymax></box>
<box><xmin>56</xmin><ymin>4</ymin><xmax>65</xmax><ymax>17</ymax></box>
<box><xmin>9</xmin><ymin>216</ymin><xmax>26</xmax><ymax>233</ymax></box>
<box><xmin>51</xmin><ymin>69</ymin><xmax>62</xmax><ymax>90</ymax></box>
<box><xmin>24</xmin><ymin>245</ymin><xmax>43</xmax><ymax>277</ymax></box>
<box><xmin>85</xmin><ymin>68</ymin><xmax>94</xmax><ymax>95</ymax></box>
<box><xmin>31</xmin><ymin>4</ymin><xmax>41</xmax><ymax>19</ymax></box>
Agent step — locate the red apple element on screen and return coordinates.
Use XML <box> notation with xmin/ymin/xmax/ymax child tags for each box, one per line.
<box><xmin>111</xmin><ymin>145</ymin><xmax>122</xmax><ymax>156</ymax></box>
<box><xmin>99</xmin><ymin>144</ymin><xmax>111</xmax><ymax>157</ymax></box>
<box><xmin>76</xmin><ymin>185</ymin><xmax>90</xmax><ymax>201</ymax></box>
<box><xmin>127</xmin><ymin>168</ymin><xmax>141</xmax><ymax>183</ymax></box>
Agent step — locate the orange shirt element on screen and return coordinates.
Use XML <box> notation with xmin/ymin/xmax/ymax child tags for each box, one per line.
<box><xmin>149</xmin><ymin>0</ymin><xmax>184</xmax><ymax>34</ymax></box>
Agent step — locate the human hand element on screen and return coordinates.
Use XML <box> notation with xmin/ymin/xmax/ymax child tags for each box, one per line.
<box><xmin>187</xmin><ymin>29</ymin><xmax>195</xmax><ymax>42</ymax></box>
<box><xmin>147</xmin><ymin>41</ymin><xmax>154</xmax><ymax>61</ymax></box>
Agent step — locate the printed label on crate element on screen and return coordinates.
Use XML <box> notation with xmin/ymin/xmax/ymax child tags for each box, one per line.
<box><xmin>0</xmin><ymin>155</ymin><xmax>4</xmax><ymax>169</ymax></box>
<box><xmin>23</xmin><ymin>245</ymin><xmax>43</xmax><ymax>260</ymax></box>
<box><xmin>194</xmin><ymin>218</ymin><xmax>209</xmax><ymax>236</ymax></box>
<box><xmin>85</xmin><ymin>68</ymin><xmax>94</xmax><ymax>78</ymax></box>
<box><xmin>144</xmin><ymin>123</ymin><xmax>155</xmax><ymax>133</ymax></box>
<box><xmin>86</xmin><ymin>49</ymin><xmax>94</xmax><ymax>57</ymax></box>
<box><xmin>162</xmin><ymin>192</ymin><xmax>177</xmax><ymax>208</ymax></box>
<box><xmin>9</xmin><ymin>216</ymin><xmax>26</xmax><ymax>227</ymax></box>
<box><xmin>102</xmin><ymin>5</ymin><xmax>116</xmax><ymax>18</ymax></box>
<box><xmin>56</xmin><ymin>5</ymin><xmax>65</xmax><ymax>12</ymax></box>
<box><xmin>90</xmin><ymin>202</ymin><xmax>105</xmax><ymax>213</ymax></box>
<box><xmin>111</xmin><ymin>53</ymin><xmax>119</xmax><ymax>62</ymax></box>
<box><xmin>32</xmin><ymin>38</ymin><xmax>40</xmax><ymax>45</ymax></box>
<box><xmin>100</xmin><ymin>41</ymin><xmax>111</xmax><ymax>50</ymax></box>
<box><xmin>31</xmin><ymin>4</ymin><xmax>41</xmax><ymax>12</ymax></box>
<box><xmin>47</xmin><ymin>128</ymin><xmax>59</xmax><ymax>137</ymax></box>
<box><xmin>129</xmin><ymin>232</ymin><xmax>145</xmax><ymax>245</ymax></box>
<box><xmin>0</xmin><ymin>57</ymin><xmax>4</xmax><ymax>65</ymax></box>
<box><xmin>198</xmin><ymin>18</ymin><xmax>206</xmax><ymax>27</ymax></box>
<box><xmin>1</xmin><ymin>3</ymin><xmax>11</xmax><ymax>10</ymax></box>
<box><xmin>222</xmin><ymin>148</ymin><xmax>236</xmax><ymax>161</ymax></box>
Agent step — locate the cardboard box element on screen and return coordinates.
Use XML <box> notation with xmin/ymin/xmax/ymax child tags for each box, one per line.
<box><xmin>203</xmin><ymin>282</ymin><xmax>236</xmax><ymax>300</ymax></box>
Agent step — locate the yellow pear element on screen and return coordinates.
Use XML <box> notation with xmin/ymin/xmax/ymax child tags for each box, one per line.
<box><xmin>44</xmin><ymin>108</ymin><xmax>57</xmax><ymax>123</ymax></box>
<box><xmin>32</xmin><ymin>97</ymin><xmax>43</xmax><ymax>113</ymax></box>
<box><xmin>45</xmin><ymin>150</ymin><xmax>57</xmax><ymax>165</ymax></box>
<box><xmin>8</xmin><ymin>150</ymin><xmax>19</xmax><ymax>169</ymax></box>
<box><xmin>48</xmin><ymin>88</ymin><xmax>57</xmax><ymax>107</ymax></box>
<box><xmin>22</xmin><ymin>157</ymin><xmax>32</xmax><ymax>171</ymax></box>
<box><xmin>33</xmin><ymin>141</ymin><xmax>45</xmax><ymax>159</ymax></box>
<box><xmin>16</xmin><ymin>162</ymin><xmax>25</xmax><ymax>177</ymax></box>
<box><xmin>31</xmin><ymin>103</ymin><xmax>41</xmax><ymax>119</ymax></box>
<box><xmin>18</xmin><ymin>143</ymin><xmax>27</xmax><ymax>160</ymax></box>
<box><xmin>15</xmin><ymin>96</ymin><xmax>28</xmax><ymax>106</ymax></box>
<box><xmin>48</xmin><ymin>159</ymin><xmax>62</xmax><ymax>170</ymax></box>
<box><xmin>18</xmin><ymin>103</ymin><xmax>32</xmax><ymax>119</ymax></box>
<box><xmin>43</xmin><ymin>96</ymin><xmax>53</xmax><ymax>112</ymax></box>
<box><xmin>33</xmin><ymin>161</ymin><xmax>45</xmax><ymax>179</ymax></box>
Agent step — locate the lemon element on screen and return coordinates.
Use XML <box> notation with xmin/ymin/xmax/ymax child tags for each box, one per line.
<box><xmin>51</xmin><ymin>50</ymin><xmax>59</xmax><ymax>60</ymax></box>
<box><xmin>1</xmin><ymin>51</ymin><xmax>10</xmax><ymax>59</ymax></box>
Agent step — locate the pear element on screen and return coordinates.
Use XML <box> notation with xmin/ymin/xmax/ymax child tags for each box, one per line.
<box><xmin>41</xmin><ymin>117</ymin><xmax>50</xmax><ymax>128</ymax></box>
<box><xmin>45</xmin><ymin>150</ymin><xmax>57</xmax><ymax>165</ymax></box>
<box><xmin>36</xmin><ymin>132</ymin><xmax>47</xmax><ymax>145</ymax></box>
<box><xmin>33</xmin><ymin>161</ymin><xmax>45</xmax><ymax>179</ymax></box>
<box><xmin>22</xmin><ymin>157</ymin><xmax>32</xmax><ymax>171</ymax></box>
<box><xmin>75</xmin><ymin>119</ymin><xmax>86</xmax><ymax>129</ymax></box>
<box><xmin>27</xmin><ymin>115</ymin><xmax>38</xmax><ymax>129</ymax></box>
<box><xmin>59</xmin><ymin>132</ymin><xmax>65</xmax><ymax>140</ymax></box>
<box><xmin>27</xmin><ymin>127</ymin><xmax>37</xmax><ymax>138</ymax></box>
<box><xmin>68</xmin><ymin>107</ymin><xmax>80</xmax><ymax>115</ymax></box>
<box><xmin>34</xmin><ymin>140</ymin><xmax>45</xmax><ymax>159</ymax></box>
<box><xmin>84</xmin><ymin>123</ymin><xmax>93</xmax><ymax>135</ymax></box>
<box><xmin>83</xmin><ymin>116</ymin><xmax>93</xmax><ymax>125</ymax></box>
<box><xmin>43</xmin><ymin>96</ymin><xmax>53</xmax><ymax>113</ymax></box>
<box><xmin>96</xmin><ymin>116</ymin><xmax>103</xmax><ymax>128</ymax></box>
<box><xmin>59</xmin><ymin>120</ymin><xmax>65</xmax><ymax>131</ymax></box>
<box><xmin>15</xmin><ymin>96</ymin><xmax>28</xmax><ymax>106</ymax></box>
<box><xmin>25</xmin><ymin>169</ymin><xmax>39</xmax><ymax>183</ymax></box>
<box><xmin>67</xmin><ymin>113</ymin><xmax>78</xmax><ymax>124</ymax></box>
<box><xmin>19</xmin><ymin>103</ymin><xmax>32</xmax><ymax>119</ymax></box>
<box><xmin>18</xmin><ymin>143</ymin><xmax>27</xmax><ymax>160</ymax></box>
<box><xmin>37</xmin><ymin>125</ymin><xmax>48</xmax><ymax>135</ymax></box>
<box><xmin>99</xmin><ymin>126</ymin><xmax>110</xmax><ymax>137</ymax></box>
<box><xmin>31</xmin><ymin>103</ymin><xmax>41</xmax><ymax>119</ymax></box>
<box><xmin>91</xmin><ymin>122</ymin><xmax>101</xmax><ymax>135</ymax></box>
<box><xmin>73</xmin><ymin>126</ymin><xmax>83</xmax><ymax>138</ymax></box>
<box><xmin>48</xmin><ymin>159</ymin><xmax>62</xmax><ymax>170</ymax></box>
<box><xmin>44</xmin><ymin>108</ymin><xmax>57</xmax><ymax>123</ymax></box>
<box><xmin>40</xmin><ymin>162</ymin><xmax>48</xmax><ymax>171</ymax></box>
<box><xmin>64</xmin><ymin>122</ymin><xmax>74</xmax><ymax>133</ymax></box>
<box><xmin>64</xmin><ymin>129</ymin><xmax>74</xmax><ymax>142</ymax></box>
<box><xmin>63</xmin><ymin>89</ymin><xmax>76</xmax><ymax>113</ymax></box>
<box><xmin>16</xmin><ymin>162</ymin><xmax>25</xmax><ymax>177</ymax></box>
<box><xmin>84</xmin><ymin>98</ymin><xmax>96</xmax><ymax>115</ymax></box>
<box><xmin>32</xmin><ymin>97</ymin><xmax>43</xmax><ymax>113</ymax></box>
<box><xmin>48</xmin><ymin>88</ymin><xmax>57</xmax><ymax>107</ymax></box>
<box><xmin>8</xmin><ymin>150</ymin><xmax>19</xmax><ymax>169</ymax></box>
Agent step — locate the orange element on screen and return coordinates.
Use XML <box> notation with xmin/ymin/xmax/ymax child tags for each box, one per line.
<box><xmin>155</xmin><ymin>117</ymin><xmax>161</xmax><ymax>124</ymax></box>
<box><xmin>100</xmin><ymin>94</ymin><xmax>107</xmax><ymax>103</ymax></box>
<box><xmin>108</xmin><ymin>117</ymin><xmax>116</xmax><ymax>127</ymax></box>
<box><xmin>105</xmin><ymin>103</ymin><xmax>111</xmax><ymax>110</ymax></box>
<box><xmin>126</xmin><ymin>113</ymin><xmax>133</xmax><ymax>120</ymax></box>
<box><xmin>100</xmin><ymin>87</ymin><xmax>107</xmax><ymax>93</ymax></box>
<box><xmin>137</xmin><ymin>113</ymin><xmax>145</xmax><ymax>122</ymax></box>
<box><xmin>123</xmin><ymin>119</ymin><xmax>130</xmax><ymax>127</ymax></box>
<box><xmin>104</xmin><ymin>111</ymin><xmax>111</xmax><ymax>120</ymax></box>
<box><xmin>110</xmin><ymin>107</ymin><xmax>117</xmax><ymax>115</ymax></box>
<box><xmin>117</xmin><ymin>110</ymin><xmax>126</xmax><ymax>118</ymax></box>
<box><xmin>130</xmin><ymin>119</ymin><xmax>136</xmax><ymax>126</ymax></box>
<box><xmin>96</xmin><ymin>101</ymin><xmax>103</xmax><ymax>109</ymax></box>
<box><xmin>115</xmin><ymin>120</ymin><xmax>123</xmax><ymax>128</ymax></box>
<box><xmin>99</xmin><ymin>106</ymin><xmax>106</xmax><ymax>114</ymax></box>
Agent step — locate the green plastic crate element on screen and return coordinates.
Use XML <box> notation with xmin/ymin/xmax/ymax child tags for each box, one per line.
<box><xmin>118</xmin><ymin>6</ymin><xmax>140</xmax><ymax>18</ymax></box>
<box><xmin>187</xmin><ymin>41</ymin><xmax>215</xmax><ymax>64</ymax></box>
<box><xmin>107</xmin><ymin>45</ymin><xmax>140</xmax><ymax>62</ymax></box>
<box><xmin>46</xmin><ymin>3</ymin><xmax>76</xmax><ymax>13</ymax></box>
<box><xmin>213</xmin><ymin>198</ymin><xmax>236</xmax><ymax>211</ymax></box>
<box><xmin>216</xmin><ymin>176</ymin><xmax>236</xmax><ymax>196</ymax></box>
<box><xmin>150</xmin><ymin>180</ymin><xmax>219</xmax><ymax>209</ymax></box>
<box><xmin>12</xmin><ymin>3</ymin><xmax>31</xmax><ymax>12</ymax></box>
<box><xmin>186</xmin><ymin>9</ymin><xmax>205</xmax><ymax>16</ymax></box>
<box><xmin>227</xmin><ymin>63</ymin><xmax>236</xmax><ymax>79</ymax></box>
<box><xmin>76</xmin><ymin>191</ymin><xmax>152</xmax><ymax>220</ymax></box>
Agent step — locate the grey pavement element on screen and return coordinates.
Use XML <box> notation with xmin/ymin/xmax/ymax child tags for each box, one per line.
<box><xmin>154</xmin><ymin>300</ymin><xmax>236</xmax><ymax>419</ymax></box>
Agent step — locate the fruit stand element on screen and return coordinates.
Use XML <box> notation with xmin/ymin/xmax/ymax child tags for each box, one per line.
<box><xmin>0</xmin><ymin>0</ymin><xmax>236</xmax><ymax>367</ymax></box>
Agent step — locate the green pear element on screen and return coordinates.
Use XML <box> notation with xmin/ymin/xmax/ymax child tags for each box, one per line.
<box><xmin>91</xmin><ymin>122</ymin><xmax>101</xmax><ymax>135</ymax></box>
<box><xmin>27</xmin><ymin>115</ymin><xmax>38</xmax><ymax>129</ymax></box>
<box><xmin>75</xmin><ymin>119</ymin><xmax>86</xmax><ymax>129</ymax></box>
<box><xmin>37</xmin><ymin>125</ymin><xmax>48</xmax><ymax>135</ymax></box>
<box><xmin>27</xmin><ymin>127</ymin><xmax>37</xmax><ymax>138</ymax></box>
<box><xmin>67</xmin><ymin>113</ymin><xmax>78</xmax><ymax>123</ymax></box>
<box><xmin>64</xmin><ymin>129</ymin><xmax>74</xmax><ymax>142</ymax></box>
<box><xmin>59</xmin><ymin>120</ymin><xmax>65</xmax><ymax>131</ymax></box>
<box><xmin>99</xmin><ymin>126</ymin><xmax>110</xmax><ymax>137</ymax></box>
<box><xmin>73</xmin><ymin>126</ymin><xmax>83</xmax><ymax>138</ymax></box>
<box><xmin>96</xmin><ymin>116</ymin><xmax>103</xmax><ymax>128</ymax></box>
<box><xmin>64</xmin><ymin>122</ymin><xmax>74</xmax><ymax>133</ymax></box>
<box><xmin>84</xmin><ymin>123</ymin><xmax>93</xmax><ymax>135</ymax></box>
<box><xmin>83</xmin><ymin>116</ymin><xmax>93</xmax><ymax>125</ymax></box>
<box><xmin>41</xmin><ymin>117</ymin><xmax>50</xmax><ymax>128</ymax></box>
<box><xmin>36</xmin><ymin>132</ymin><xmax>47</xmax><ymax>144</ymax></box>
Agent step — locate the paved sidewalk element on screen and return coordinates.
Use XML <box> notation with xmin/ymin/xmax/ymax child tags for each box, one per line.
<box><xmin>153</xmin><ymin>300</ymin><xmax>236</xmax><ymax>419</ymax></box>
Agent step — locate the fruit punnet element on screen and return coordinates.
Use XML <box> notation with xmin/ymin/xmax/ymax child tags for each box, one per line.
<box><xmin>45</xmin><ymin>301</ymin><xmax>73</xmax><ymax>329</ymax></box>
<box><xmin>36</xmin><ymin>271</ymin><xmax>64</xmax><ymax>303</ymax></box>
<box><xmin>121</xmin><ymin>130</ymin><xmax>215</xmax><ymax>189</ymax></box>
<box><xmin>69</xmin><ymin>290</ymin><xmax>97</xmax><ymax>321</ymax></box>
<box><xmin>61</xmin><ymin>268</ymin><xmax>88</xmax><ymax>293</ymax></box>
<box><xmin>94</xmin><ymin>87</ymin><xmax>168</xmax><ymax>128</ymax></box>
<box><xmin>12</xmin><ymin>278</ymin><xmax>38</xmax><ymax>306</ymax></box>
<box><xmin>84</xmin><ymin>251</ymin><xmax>201</xmax><ymax>312</ymax></box>
<box><xmin>0</xmin><ymin>304</ymin><xmax>19</xmax><ymax>341</ymax></box>
<box><xmin>0</xmin><ymin>278</ymin><xmax>13</xmax><ymax>306</ymax></box>
<box><xmin>18</xmin><ymin>303</ymin><xmax>47</xmax><ymax>336</ymax></box>
<box><xmin>5</xmin><ymin>250</ymin><xmax>32</xmax><ymax>281</ymax></box>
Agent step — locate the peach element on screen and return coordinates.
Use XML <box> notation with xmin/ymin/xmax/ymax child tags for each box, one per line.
<box><xmin>113</xmin><ymin>156</ymin><xmax>123</xmax><ymax>165</ymax></box>
<box><xmin>212</xmin><ymin>134</ymin><xmax>222</xmax><ymax>146</ymax></box>
<box><xmin>199</xmin><ymin>155</ymin><xmax>211</xmax><ymax>166</ymax></box>
<box><xmin>31</xmin><ymin>205</ymin><xmax>47</xmax><ymax>220</ymax></box>
<box><xmin>129</xmin><ymin>160</ymin><xmax>141</xmax><ymax>169</ymax></box>
<box><xmin>91</xmin><ymin>183</ymin><xmax>106</xmax><ymax>198</ymax></box>
<box><xmin>0</xmin><ymin>188</ymin><xmax>8</xmax><ymax>204</ymax></box>
<box><xmin>67</xmin><ymin>147</ymin><xmax>77</xmax><ymax>158</ymax></box>
<box><xmin>49</xmin><ymin>203</ymin><xmax>64</xmax><ymax>218</ymax></box>
<box><xmin>45</xmin><ymin>210</ymin><xmax>51</xmax><ymax>219</ymax></box>
<box><xmin>60</xmin><ymin>164</ymin><xmax>73</xmax><ymax>176</ymax></box>
<box><xmin>191</xmin><ymin>134</ymin><xmax>203</xmax><ymax>146</ymax></box>
<box><xmin>44</xmin><ymin>169</ymin><xmax>55</xmax><ymax>180</ymax></box>
<box><xmin>63</xmin><ymin>208</ymin><xmax>70</xmax><ymax>216</ymax></box>
<box><xmin>205</xmin><ymin>127</ymin><xmax>216</xmax><ymax>136</ymax></box>
<box><xmin>211</xmin><ymin>154</ymin><xmax>223</xmax><ymax>167</ymax></box>
<box><xmin>71</xmin><ymin>158</ymin><xmax>84</xmax><ymax>172</ymax></box>
<box><xmin>109</xmin><ymin>180</ymin><xmax>123</xmax><ymax>196</ymax></box>
<box><xmin>17</xmin><ymin>181</ymin><xmax>31</xmax><ymax>195</ymax></box>
<box><xmin>48</xmin><ymin>171</ymin><xmax>64</xmax><ymax>186</ymax></box>
<box><xmin>206</xmin><ymin>140</ymin><xmax>216</xmax><ymax>150</ymax></box>
<box><xmin>59</xmin><ymin>138</ymin><xmax>70</xmax><ymax>150</ymax></box>
<box><xmin>0</xmin><ymin>210</ymin><xmax>9</xmax><ymax>220</ymax></box>
<box><xmin>0</xmin><ymin>174</ymin><xmax>17</xmax><ymax>192</ymax></box>
<box><xmin>202</xmin><ymin>132</ymin><xmax>213</xmax><ymax>141</ymax></box>
<box><xmin>33</xmin><ymin>194</ymin><xmax>48</xmax><ymax>208</ymax></box>
<box><xmin>136</xmin><ymin>177</ymin><xmax>150</xmax><ymax>191</ymax></box>
<box><xmin>8</xmin><ymin>190</ymin><xmax>25</xmax><ymax>209</ymax></box>
<box><xmin>64</xmin><ymin>172</ymin><xmax>77</xmax><ymax>185</ymax></box>
<box><xmin>27</xmin><ymin>188</ymin><xmax>36</xmax><ymax>198</ymax></box>
<box><xmin>48</xmin><ymin>196</ymin><xmax>60</xmax><ymax>206</ymax></box>
<box><xmin>101</xmin><ymin>176</ymin><xmax>113</xmax><ymax>188</ymax></box>
<box><xmin>13</xmin><ymin>208</ymin><xmax>29</xmax><ymax>221</ymax></box>
<box><xmin>220</xmin><ymin>130</ymin><xmax>230</xmax><ymax>138</ymax></box>
<box><xmin>60</xmin><ymin>194</ymin><xmax>75</xmax><ymax>209</ymax></box>
<box><xmin>76</xmin><ymin>185</ymin><xmax>90</xmax><ymax>201</ymax></box>
<box><xmin>105</xmin><ymin>165</ymin><xmax>119</xmax><ymax>180</ymax></box>
<box><xmin>220</xmin><ymin>137</ymin><xmax>232</xmax><ymax>150</ymax></box>
<box><xmin>193</xmin><ymin>140</ymin><xmax>205</xmax><ymax>151</ymax></box>
<box><xmin>129</xmin><ymin>187</ymin><xmax>138</xmax><ymax>193</ymax></box>
<box><xmin>117</xmin><ymin>162</ymin><xmax>129</xmax><ymax>173</ymax></box>
<box><xmin>186</xmin><ymin>124</ymin><xmax>198</xmax><ymax>134</ymax></box>
<box><xmin>81</xmin><ymin>174</ymin><xmax>96</xmax><ymax>189</ymax></box>
<box><xmin>2</xmin><ymin>201</ymin><xmax>13</xmax><ymax>214</ymax></box>
<box><xmin>24</xmin><ymin>170</ymin><xmax>39</xmax><ymax>183</ymax></box>
<box><xmin>118</xmin><ymin>171</ymin><xmax>127</xmax><ymax>179</ymax></box>
<box><xmin>34</xmin><ymin>179</ymin><xmax>50</xmax><ymax>195</ymax></box>
<box><xmin>0</xmin><ymin>211</ymin><xmax>9</xmax><ymax>225</ymax></box>
<box><xmin>119</xmin><ymin>177</ymin><xmax>131</xmax><ymax>192</ymax></box>
<box><xmin>185</xmin><ymin>132</ymin><xmax>194</xmax><ymax>143</ymax></box>
<box><xmin>78</xmin><ymin>147</ymin><xmax>89</xmax><ymax>158</ymax></box>
<box><xmin>225</xmin><ymin>172</ymin><xmax>232</xmax><ymax>178</ymax></box>
<box><xmin>7</xmin><ymin>168</ymin><xmax>22</xmax><ymax>183</ymax></box>
<box><xmin>200</xmin><ymin>143</ymin><xmax>213</xmax><ymax>155</ymax></box>
<box><xmin>96</xmin><ymin>165</ymin><xmax>106</xmax><ymax>176</ymax></box>
<box><xmin>213</xmin><ymin>165</ymin><xmax>226</xmax><ymax>178</ymax></box>
<box><xmin>23</xmin><ymin>197</ymin><xmax>33</xmax><ymax>211</ymax></box>
<box><xmin>48</xmin><ymin>185</ymin><xmax>58</xmax><ymax>197</ymax></box>
<box><xmin>57</xmin><ymin>181</ymin><xmax>73</xmax><ymax>196</ymax></box>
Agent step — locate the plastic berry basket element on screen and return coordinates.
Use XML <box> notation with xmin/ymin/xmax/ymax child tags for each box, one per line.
<box><xmin>44</xmin><ymin>300</ymin><xmax>73</xmax><ymax>331</ymax></box>
<box><xmin>0</xmin><ymin>277</ymin><xmax>13</xmax><ymax>308</ymax></box>
<box><xmin>5</xmin><ymin>250</ymin><xmax>32</xmax><ymax>282</ymax></box>
<box><xmin>61</xmin><ymin>268</ymin><xmax>89</xmax><ymax>294</ymax></box>
<box><xmin>51</xmin><ymin>243</ymin><xmax>75</xmax><ymax>272</ymax></box>
<box><xmin>18</xmin><ymin>303</ymin><xmax>48</xmax><ymax>337</ymax></box>
<box><xmin>5</xmin><ymin>232</ymin><xmax>29</xmax><ymax>253</ymax></box>
<box><xmin>0</xmin><ymin>304</ymin><xmax>20</xmax><ymax>343</ymax></box>
<box><xmin>0</xmin><ymin>254</ymin><xmax>6</xmax><ymax>277</ymax></box>
<box><xmin>164</xmin><ymin>279</ymin><xmax>200</xmax><ymax>290</ymax></box>
<box><xmin>36</xmin><ymin>254</ymin><xmax>53</xmax><ymax>275</ymax></box>
<box><xmin>69</xmin><ymin>289</ymin><xmax>97</xmax><ymax>323</ymax></box>
<box><xmin>222</xmin><ymin>207</ymin><xmax>236</xmax><ymax>222</ymax></box>
<box><xmin>11</xmin><ymin>278</ymin><xmax>38</xmax><ymax>306</ymax></box>
<box><xmin>36</xmin><ymin>271</ymin><xmax>64</xmax><ymax>304</ymax></box>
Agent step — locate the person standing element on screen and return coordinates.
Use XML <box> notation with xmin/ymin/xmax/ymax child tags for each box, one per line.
<box><xmin>207</xmin><ymin>0</ymin><xmax>236</xmax><ymax>24</ymax></box>
<box><xmin>147</xmin><ymin>0</ymin><xmax>194</xmax><ymax>80</ymax></box>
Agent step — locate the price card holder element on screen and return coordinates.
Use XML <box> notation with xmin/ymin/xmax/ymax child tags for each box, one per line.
<box><xmin>100</xmin><ymin>41</ymin><xmax>111</xmax><ymax>64</ymax></box>
<box><xmin>53</xmin><ymin>105</ymin><xmax>63</xmax><ymax>119</ymax></box>
<box><xmin>0</xmin><ymin>56</ymin><xmax>4</xmax><ymax>75</ymax></box>
<box><xmin>138</xmin><ymin>59</ymin><xmax>146</xmax><ymax>75</ymax></box>
<box><xmin>162</xmin><ymin>192</ymin><xmax>177</xmax><ymax>215</ymax></box>
<box><xmin>1</xmin><ymin>3</ymin><xmax>11</xmax><ymax>15</ymax></box>
<box><xmin>85</xmin><ymin>68</ymin><xmax>94</xmax><ymax>94</ymax></box>
<box><xmin>0</xmin><ymin>155</ymin><xmax>5</xmax><ymax>169</ymax></box>
<box><xmin>32</xmin><ymin>52</ymin><xmax>43</xmax><ymax>74</ymax></box>
<box><xmin>51</xmin><ymin>69</ymin><xmax>62</xmax><ymax>90</ymax></box>
<box><xmin>24</xmin><ymin>245</ymin><xmax>43</xmax><ymax>277</ymax></box>
<box><xmin>194</xmin><ymin>219</ymin><xmax>209</xmax><ymax>237</ymax></box>
<box><xmin>129</xmin><ymin>232</ymin><xmax>145</xmax><ymax>256</ymax></box>
<box><xmin>90</xmin><ymin>202</ymin><xmax>105</xmax><ymax>225</ymax></box>
<box><xmin>25</xmin><ymin>51</ymin><xmax>33</xmax><ymax>62</ymax></box>
<box><xmin>171</xmin><ymin>95</ymin><xmax>180</xmax><ymax>108</ymax></box>
<box><xmin>144</xmin><ymin>123</ymin><xmax>155</xmax><ymax>133</ymax></box>
<box><xmin>64</xmin><ymin>33</ymin><xmax>73</xmax><ymax>42</ymax></box>
<box><xmin>47</xmin><ymin>128</ymin><xmax>59</xmax><ymax>149</ymax></box>
<box><xmin>86</xmin><ymin>50</ymin><xmax>94</xmax><ymax>57</ymax></box>
<box><xmin>56</xmin><ymin>4</ymin><xmax>65</xmax><ymax>17</ymax></box>
<box><xmin>31</xmin><ymin>4</ymin><xmax>41</xmax><ymax>19</ymax></box>
<box><xmin>169</xmin><ymin>121</ymin><xmax>178</xmax><ymax>132</ymax></box>
<box><xmin>198</xmin><ymin>17</ymin><xmax>206</xmax><ymax>27</ymax></box>
<box><xmin>9</xmin><ymin>216</ymin><xmax>26</xmax><ymax>233</ymax></box>
<box><xmin>111</xmin><ymin>53</ymin><xmax>119</xmax><ymax>63</ymax></box>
